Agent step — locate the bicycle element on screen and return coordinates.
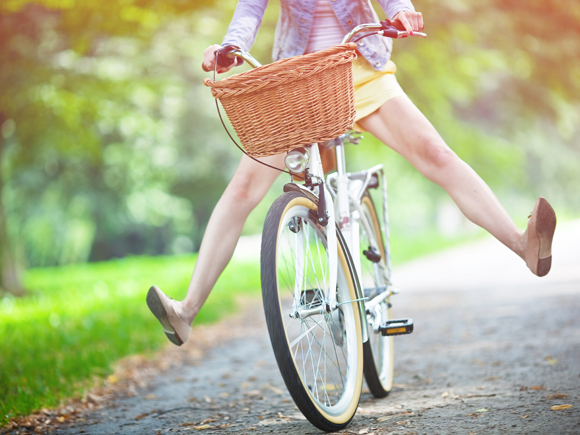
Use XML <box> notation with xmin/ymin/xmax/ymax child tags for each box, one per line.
<box><xmin>204</xmin><ymin>21</ymin><xmax>425</xmax><ymax>432</ymax></box>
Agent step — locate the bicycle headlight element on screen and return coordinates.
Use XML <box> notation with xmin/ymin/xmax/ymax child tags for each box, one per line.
<box><xmin>284</xmin><ymin>148</ymin><xmax>310</xmax><ymax>173</ymax></box>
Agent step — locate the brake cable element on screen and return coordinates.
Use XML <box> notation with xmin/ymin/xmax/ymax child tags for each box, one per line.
<box><xmin>212</xmin><ymin>52</ymin><xmax>304</xmax><ymax>180</ymax></box>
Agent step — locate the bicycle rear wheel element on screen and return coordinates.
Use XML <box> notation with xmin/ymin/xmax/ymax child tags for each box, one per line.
<box><xmin>359</xmin><ymin>193</ymin><xmax>394</xmax><ymax>398</ymax></box>
<box><xmin>261</xmin><ymin>191</ymin><xmax>363</xmax><ymax>432</ymax></box>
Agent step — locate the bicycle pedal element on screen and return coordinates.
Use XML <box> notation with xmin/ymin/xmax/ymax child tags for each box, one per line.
<box><xmin>379</xmin><ymin>318</ymin><xmax>413</xmax><ymax>336</ymax></box>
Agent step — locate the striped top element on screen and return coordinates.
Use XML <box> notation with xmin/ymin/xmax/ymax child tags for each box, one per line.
<box><xmin>305</xmin><ymin>0</ymin><xmax>345</xmax><ymax>54</ymax></box>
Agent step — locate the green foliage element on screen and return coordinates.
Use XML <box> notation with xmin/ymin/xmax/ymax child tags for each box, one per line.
<box><xmin>1</xmin><ymin>0</ymin><xmax>577</xmax><ymax>274</ymax></box>
<box><xmin>0</xmin><ymin>253</ymin><xmax>261</xmax><ymax>423</ymax></box>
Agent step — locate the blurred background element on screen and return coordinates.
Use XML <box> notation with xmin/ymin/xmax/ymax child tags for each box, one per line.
<box><xmin>1</xmin><ymin>0</ymin><xmax>579</xmax><ymax>295</ymax></box>
<box><xmin>0</xmin><ymin>0</ymin><xmax>579</xmax><ymax>422</ymax></box>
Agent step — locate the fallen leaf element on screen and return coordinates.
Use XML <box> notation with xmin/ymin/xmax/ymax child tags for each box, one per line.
<box><xmin>529</xmin><ymin>386</ymin><xmax>545</xmax><ymax>390</ymax></box>
<box><xmin>56</xmin><ymin>416</ymin><xmax>66</xmax><ymax>423</ymax></box>
<box><xmin>520</xmin><ymin>386</ymin><xmax>528</xmax><ymax>391</ymax></box>
<box><xmin>325</xmin><ymin>384</ymin><xmax>337</xmax><ymax>391</ymax></box>
<box><xmin>551</xmin><ymin>404</ymin><xmax>573</xmax><ymax>411</ymax></box>
<box><xmin>107</xmin><ymin>375</ymin><xmax>119</xmax><ymax>384</ymax></box>
<box><xmin>441</xmin><ymin>391</ymin><xmax>449</xmax><ymax>398</ymax></box>
<box><xmin>135</xmin><ymin>413</ymin><xmax>149</xmax><ymax>420</ymax></box>
<box><xmin>219</xmin><ymin>392</ymin><xmax>230</xmax><ymax>398</ymax></box>
<box><xmin>248</xmin><ymin>376</ymin><xmax>258</xmax><ymax>382</ymax></box>
<box><xmin>545</xmin><ymin>356</ymin><xmax>558</xmax><ymax>366</ymax></box>
<box><xmin>87</xmin><ymin>394</ymin><xmax>105</xmax><ymax>403</ymax></box>
<box><xmin>201</xmin><ymin>419</ymin><xmax>217</xmax><ymax>424</ymax></box>
<box><xmin>220</xmin><ymin>423</ymin><xmax>232</xmax><ymax>428</ymax></box>
<box><xmin>546</xmin><ymin>394</ymin><xmax>568</xmax><ymax>400</ymax></box>
<box><xmin>204</xmin><ymin>396</ymin><xmax>212</xmax><ymax>403</ymax></box>
<box><xmin>195</xmin><ymin>424</ymin><xmax>211</xmax><ymax>430</ymax></box>
<box><xmin>485</xmin><ymin>376</ymin><xmax>501</xmax><ymax>381</ymax></box>
<box><xmin>241</xmin><ymin>382</ymin><xmax>252</xmax><ymax>389</ymax></box>
<box><xmin>395</xmin><ymin>420</ymin><xmax>408</xmax><ymax>425</ymax></box>
<box><xmin>377</xmin><ymin>416</ymin><xmax>393</xmax><ymax>422</ymax></box>
<box><xmin>181</xmin><ymin>422</ymin><xmax>195</xmax><ymax>427</ymax></box>
<box><xmin>269</xmin><ymin>386</ymin><xmax>283</xmax><ymax>394</ymax></box>
<box><xmin>475</xmin><ymin>408</ymin><xmax>488</xmax><ymax>413</ymax></box>
<box><xmin>359</xmin><ymin>429</ymin><xmax>369</xmax><ymax>434</ymax></box>
<box><xmin>521</xmin><ymin>415</ymin><xmax>529</xmax><ymax>419</ymax></box>
<box><xmin>144</xmin><ymin>394</ymin><xmax>156</xmax><ymax>400</ymax></box>
<box><xmin>188</xmin><ymin>397</ymin><xmax>199</xmax><ymax>403</ymax></box>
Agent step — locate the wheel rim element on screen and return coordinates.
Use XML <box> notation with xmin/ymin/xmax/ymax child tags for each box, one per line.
<box><xmin>275</xmin><ymin>203</ymin><xmax>360</xmax><ymax>417</ymax></box>
<box><xmin>360</xmin><ymin>197</ymin><xmax>394</xmax><ymax>391</ymax></box>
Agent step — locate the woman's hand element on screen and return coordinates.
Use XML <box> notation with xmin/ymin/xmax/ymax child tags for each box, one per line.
<box><xmin>392</xmin><ymin>10</ymin><xmax>424</xmax><ymax>34</ymax></box>
<box><xmin>202</xmin><ymin>44</ymin><xmax>237</xmax><ymax>74</ymax></box>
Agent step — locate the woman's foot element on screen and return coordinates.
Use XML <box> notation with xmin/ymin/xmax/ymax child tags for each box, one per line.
<box><xmin>523</xmin><ymin>197</ymin><xmax>556</xmax><ymax>277</ymax></box>
<box><xmin>146</xmin><ymin>286</ymin><xmax>192</xmax><ymax>346</ymax></box>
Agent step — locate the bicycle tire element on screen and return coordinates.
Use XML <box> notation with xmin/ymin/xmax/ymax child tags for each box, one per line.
<box><xmin>359</xmin><ymin>193</ymin><xmax>394</xmax><ymax>398</ymax></box>
<box><xmin>261</xmin><ymin>191</ymin><xmax>363</xmax><ymax>432</ymax></box>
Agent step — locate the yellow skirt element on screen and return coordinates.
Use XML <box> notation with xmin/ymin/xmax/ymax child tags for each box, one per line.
<box><xmin>352</xmin><ymin>57</ymin><xmax>405</xmax><ymax>131</ymax></box>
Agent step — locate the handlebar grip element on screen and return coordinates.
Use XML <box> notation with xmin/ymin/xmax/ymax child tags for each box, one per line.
<box><xmin>202</xmin><ymin>44</ymin><xmax>241</xmax><ymax>73</ymax></box>
<box><xmin>381</xmin><ymin>28</ymin><xmax>399</xmax><ymax>38</ymax></box>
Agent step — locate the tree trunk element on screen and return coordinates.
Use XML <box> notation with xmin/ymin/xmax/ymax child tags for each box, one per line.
<box><xmin>0</xmin><ymin>113</ymin><xmax>25</xmax><ymax>297</ymax></box>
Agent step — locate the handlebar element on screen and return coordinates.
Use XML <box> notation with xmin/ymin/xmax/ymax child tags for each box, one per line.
<box><xmin>203</xmin><ymin>20</ymin><xmax>426</xmax><ymax>72</ymax></box>
<box><xmin>342</xmin><ymin>20</ymin><xmax>426</xmax><ymax>44</ymax></box>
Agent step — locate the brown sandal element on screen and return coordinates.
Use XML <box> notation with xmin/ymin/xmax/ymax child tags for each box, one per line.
<box><xmin>524</xmin><ymin>197</ymin><xmax>556</xmax><ymax>277</ymax></box>
<box><xmin>146</xmin><ymin>285</ymin><xmax>192</xmax><ymax>346</ymax></box>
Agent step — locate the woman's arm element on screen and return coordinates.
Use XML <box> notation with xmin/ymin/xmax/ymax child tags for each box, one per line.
<box><xmin>222</xmin><ymin>0</ymin><xmax>269</xmax><ymax>50</ymax></box>
<box><xmin>202</xmin><ymin>0</ymin><xmax>268</xmax><ymax>73</ymax></box>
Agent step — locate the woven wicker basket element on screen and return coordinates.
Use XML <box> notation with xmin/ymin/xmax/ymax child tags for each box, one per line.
<box><xmin>204</xmin><ymin>43</ymin><xmax>358</xmax><ymax>158</ymax></box>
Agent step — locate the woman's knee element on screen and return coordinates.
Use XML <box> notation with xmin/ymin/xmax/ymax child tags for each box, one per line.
<box><xmin>415</xmin><ymin>137</ymin><xmax>458</xmax><ymax>172</ymax></box>
<box><xmin>223</xmin><ymin>170</ymin><xmax>268</xmax><ymax>210</ymax></box>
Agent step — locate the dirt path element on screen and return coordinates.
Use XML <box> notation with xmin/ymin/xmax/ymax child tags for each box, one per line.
<box><xmin>44</xmin><ymin>222</ymin><xmax>580</xmax><ymax>434</ymax></box>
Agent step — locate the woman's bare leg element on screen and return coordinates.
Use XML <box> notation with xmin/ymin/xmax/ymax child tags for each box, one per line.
<box><xmin>179</xmin><ymin>153</ymin><xmax>285</xmax><ymax>324</ymax></box>
<box><xmin>358</xmin><ymin>95</ymin><xmax>527</xmax><ymax>257</ymax></box>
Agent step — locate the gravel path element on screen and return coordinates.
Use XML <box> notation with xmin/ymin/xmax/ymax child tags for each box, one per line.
<box><xmin>49</xmin><ymin>221</ymin><xmax>580</xmax><ymax>434</ymax></box>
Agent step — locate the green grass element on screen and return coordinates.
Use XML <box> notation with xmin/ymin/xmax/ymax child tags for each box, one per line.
<box><xmin>0</xmin><ymin>228</ymin><xmax>480</xmax><ymax>425</ymax></box>
<box><xmin>0</xmin><ymin>254</ymin><xmax>261</xmax><ymax>424</ymax></box>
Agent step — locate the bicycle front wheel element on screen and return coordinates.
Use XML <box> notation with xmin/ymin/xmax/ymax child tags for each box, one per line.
<box><xmin>261</xmin><ymin>191</ymin><xmax>363</xmax><ymax>432</ymax></box>
<box><xmin>359</xmin><ymin>193</ymin><xmax>395</xmax><ymax>398</ymax></box>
